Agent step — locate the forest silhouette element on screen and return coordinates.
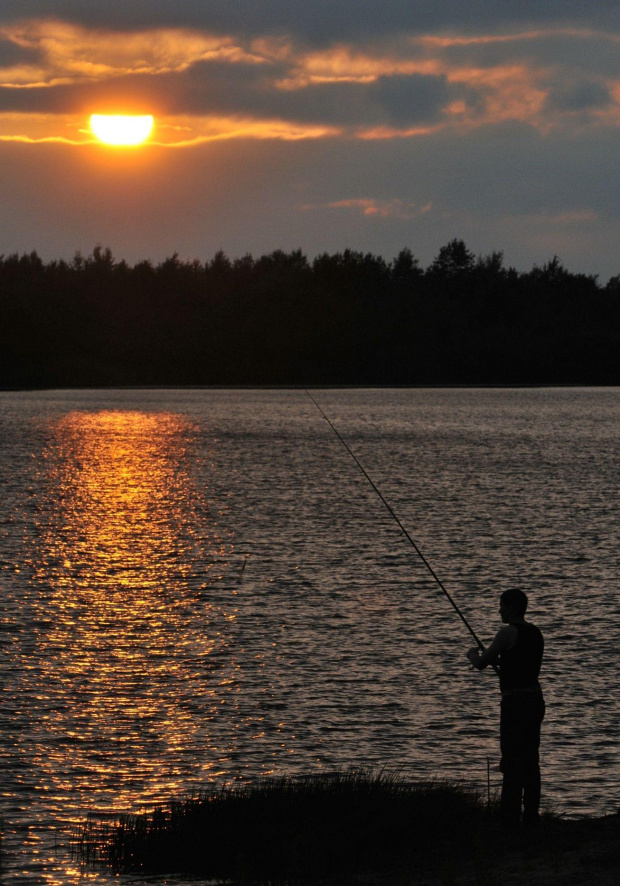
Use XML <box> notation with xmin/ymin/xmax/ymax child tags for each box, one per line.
<box><xmin>1</xmin><ymin>240</ymin><xmax>618</xmax><ymax>388</ymax></box>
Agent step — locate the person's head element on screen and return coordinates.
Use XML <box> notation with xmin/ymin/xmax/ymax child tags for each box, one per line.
<box><xmin>500</xmin><ymin>588</ymin><xmax>528</xmax><ymax>622</ymax></box>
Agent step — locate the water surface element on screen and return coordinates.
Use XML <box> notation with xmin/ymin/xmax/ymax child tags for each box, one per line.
<box><xmin>1</xmin><ymin>388</ymin><xmax>618</xmax><ymax>883</ymax></box>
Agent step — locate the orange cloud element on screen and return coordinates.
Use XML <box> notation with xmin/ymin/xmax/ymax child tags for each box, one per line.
<box><xmin>0</xmin><ymin>111</ymin><xmax>85</xmax><ymax>142</ymax></box>
<box><xmin>414</xmin><ymin>27</ymin><xmax>611</xmax><ymax>48</ymax></box>
<box><xmin>152</xmin><ymin>116</ymin><xmax>340</xmax><ymax>145</ymax></box>
<box><xmin>0</xmin><ymin>111</ymin><xmax>339</xmax><ymax>145</ymax></box>
<box><xmin>302</xmin><ymin>198</ymin><xmax>432</xmax><ymax>220</ymax></box>
<box><xmin>0</xmin><ymin>19</ymin><xmax>262</xmax><ymax>85</ymax></box>
<box><xmin>278</xmin><ymin>44</ymin><xmax>442</xmax><ymax>88</ymax></box>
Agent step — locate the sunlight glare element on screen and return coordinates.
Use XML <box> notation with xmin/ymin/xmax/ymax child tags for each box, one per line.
<box><xmin>90</xmin><ymin>114</ymin><xmax>154</xmax><ymax>146</ymax></box>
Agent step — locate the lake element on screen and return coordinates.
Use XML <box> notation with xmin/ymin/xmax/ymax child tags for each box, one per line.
<box><xmin>0</xmin><ymin>387</ymin><xmax>618</xmax><ymax>883</ymax></box>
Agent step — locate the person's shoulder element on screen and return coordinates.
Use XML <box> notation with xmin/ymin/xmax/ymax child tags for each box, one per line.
<box><xmin>532</xmin><ymin>622</ymin><xmax>544</xmax><ymax>641</ymax></box>
<box><xmin>524</xmin><ymin>620</ymin><xmax>543</xmax><ymax>636</ymax></box>
<box><xmin>523</xmin><ymin>620</ymin><xmax>544</xmax><ymax>645</ymax></box>
<box><xmin>496</xmin><ymin>623</ymin><xmax>518</xmax><ymax>649</ymax></box>
<box><xmin>501</xmin><ymin>624</ymin><xmax>518</xmax><ymax>636</ymax></box>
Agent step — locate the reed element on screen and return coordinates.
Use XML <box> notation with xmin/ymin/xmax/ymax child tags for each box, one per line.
<box><xmin>74</xmin><ymin>768</ymin><xmax>490</xmax><ymax>882</ymax></box>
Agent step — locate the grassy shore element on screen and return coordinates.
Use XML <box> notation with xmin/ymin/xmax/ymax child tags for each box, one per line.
<box><xmin>74</xmin><ymin>769</ymin><xmax>619</xmax><ymax>885</ymax></box>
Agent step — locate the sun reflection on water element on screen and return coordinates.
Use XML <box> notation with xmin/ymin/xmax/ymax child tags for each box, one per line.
<box><xmin>19</xmin><ymin>411</ymin><xmax>237</xmax><ymax>822</ymax></box>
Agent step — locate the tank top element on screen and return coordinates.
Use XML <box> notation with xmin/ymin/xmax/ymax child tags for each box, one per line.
<box><xmin>499</xmin><ymin>622</ymin><xmax>544</xmax><ymax>693</ymax></box>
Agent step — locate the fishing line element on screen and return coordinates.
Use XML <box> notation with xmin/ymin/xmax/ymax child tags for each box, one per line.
<box><xmin>306</xmin><ymin>390</ymin><xmax>496</xmax><ymax>667</ymax></box>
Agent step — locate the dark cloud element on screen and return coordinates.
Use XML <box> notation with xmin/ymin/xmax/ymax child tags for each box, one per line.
<box><xmin>370</xmin><ymin>74</ymin><xmax>452</xmax><ymax>125</ymax></box>
<box><xmin>0</xmin><ymin>36</ymin><xmax>41</xmax><ymax>67</ymax></box>
<box><xmin>0</xmin><ymin>77</ymin><xmax>161</xmax><ymax>115</ymax></box>
<box><xmin>545</xmin><ymin>78</ymin><xmax>612</xmax><ymax>112</ymax></box>
<box><xmin>244</xmin><ymin>73</ymin><xmax>454</xmax><ymax>127</ymax></box>
<box><xmin>179</xmin><ymin>58</ymin><xmax>290</xmax><ymax>116</ymax></box>
<box><xmin>441</xmin><ymin>30</ymin><xmax>620</xmax><ymax>80</ymax></box>
<box><xmin>2</xmin><ymin>1</ymin><xmax>618</xmax><ymax>43</ymax></box>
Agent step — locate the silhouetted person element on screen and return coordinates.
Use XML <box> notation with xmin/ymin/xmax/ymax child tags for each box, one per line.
<box><xmin>467</xmin><ymin>588</ymin><xmax>545</xmax><ymax>826</ymax></box>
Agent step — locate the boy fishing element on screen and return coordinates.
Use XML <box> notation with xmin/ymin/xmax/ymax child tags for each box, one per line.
<box><xmin>467</xmin><ymin>588</ymin><xmax>545</xmax><ymax>826</ymax></box>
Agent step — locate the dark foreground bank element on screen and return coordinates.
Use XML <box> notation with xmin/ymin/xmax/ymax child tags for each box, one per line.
<box><xmin>73</xmin><ymin>770</ymin><xmax>620</xmax><ymax>884</ymax></box>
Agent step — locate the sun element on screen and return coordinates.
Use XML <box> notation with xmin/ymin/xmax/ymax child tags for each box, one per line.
<box><xmin>90</xmin><ymin>114</ymin><xmax>154</xmax><ymax>146</ymax></box>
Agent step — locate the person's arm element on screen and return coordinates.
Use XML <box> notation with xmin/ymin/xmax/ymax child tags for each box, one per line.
<box><xmin>467</xmin><ymin>625</ymin><xmax>517</xmax><ymax>670</ymax></box>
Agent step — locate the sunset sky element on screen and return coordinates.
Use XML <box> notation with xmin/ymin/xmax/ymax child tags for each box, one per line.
<box><xmin>1</xmin><ymin>2</ymin><xmax>618</xmax><ymax>279</ymax></box>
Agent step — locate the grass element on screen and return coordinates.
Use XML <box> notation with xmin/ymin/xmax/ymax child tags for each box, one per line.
<box><xmin>74</xmin><ymin>768</ymin><xmax>492</xmax><ymax>883</ymax></box>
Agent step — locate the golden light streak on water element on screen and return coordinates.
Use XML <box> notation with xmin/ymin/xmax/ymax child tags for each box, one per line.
<box><xmin>21</xmin><ymin>410</ymin><xmax>237</xmax><ymax>823</ymax></box>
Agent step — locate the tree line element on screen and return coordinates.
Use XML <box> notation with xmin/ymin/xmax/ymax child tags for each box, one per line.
<box><xmin>1</xmin><ymin>240</ymin><xmax>618</xmax><ymax>387</ymax></box>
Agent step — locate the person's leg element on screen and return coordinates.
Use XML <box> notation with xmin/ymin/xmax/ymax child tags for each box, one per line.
<box><xmin>499</xmin><ymin>698</ymin><xmax>524</xmax><ymax>825</ymax></box>
<box><xmin>522</xmin><ymin>765</ymin><xmax>541</xmax><ymax>824</ymax></box>
<box><xmin>522</xmin><ymin>695</ymin><xmax>545</xmax><ymax>824</ymax></box>
<box><xmin>500</xmin><ymin>767</ymin><xmax>523</xmax><ymax>825</ymax></box>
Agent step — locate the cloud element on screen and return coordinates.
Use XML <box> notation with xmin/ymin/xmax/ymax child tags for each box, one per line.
<box><xmin>223</xmin><ymin>71</ymin><xmax>454</xmax><ymax>128</ymax></box>
<box><xmin>370</xmin><ymin>74</ymin><xmax>453</xmax><ymax>125</ymax></box>
<box><xmin>1</xmin><ymin>2</ymin><xmax>618</xmax><ymax>44</ymax></box>
<box><xmin>0</xmin><ymin>19</ymin><xmax>617</xmax><ymax>140</ymax></box>
<box><xmin>545</xmin><ymin>78</ymin><xmax>612</xmax><ymax>112</ymax></box>
<box><xmin>302</xmin><ymin>198</ymin><xmax>432</xmax><ymax>220</ymax></box>
<box><xmin>0</xmin><ymin>19</ymin><xmax>261</xmax><ymax>86</ymax></box>
<box><xmin>0</xmin><ymin>35</ymin><xmax>41</xmax><ymax>68</ymax></box>
<box><xmin>0</xmin><ymin>26</ymin><xmax>484</xmax><ymax>130</ymax></box>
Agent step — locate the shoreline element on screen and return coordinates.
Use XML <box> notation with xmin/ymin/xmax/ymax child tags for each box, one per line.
<box><xmin>75</xmin><ymin>809</ymin><xmax>620</xmax><ymax>885</ymax></box>
<box><xmin>3</xmin><ymin>382</ymin><xmax>620</xmax><ymax>393</ymax></box>
<box><xmin>75</xmin><ymin>772</ymin><xmax>620</xmax><ymax>885</ymax></box>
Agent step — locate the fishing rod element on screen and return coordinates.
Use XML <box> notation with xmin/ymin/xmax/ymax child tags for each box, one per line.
<box><xmin>306</xmin><ymin>390</ymin><xmax>498</xmax><ymax>671</ymax></box>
